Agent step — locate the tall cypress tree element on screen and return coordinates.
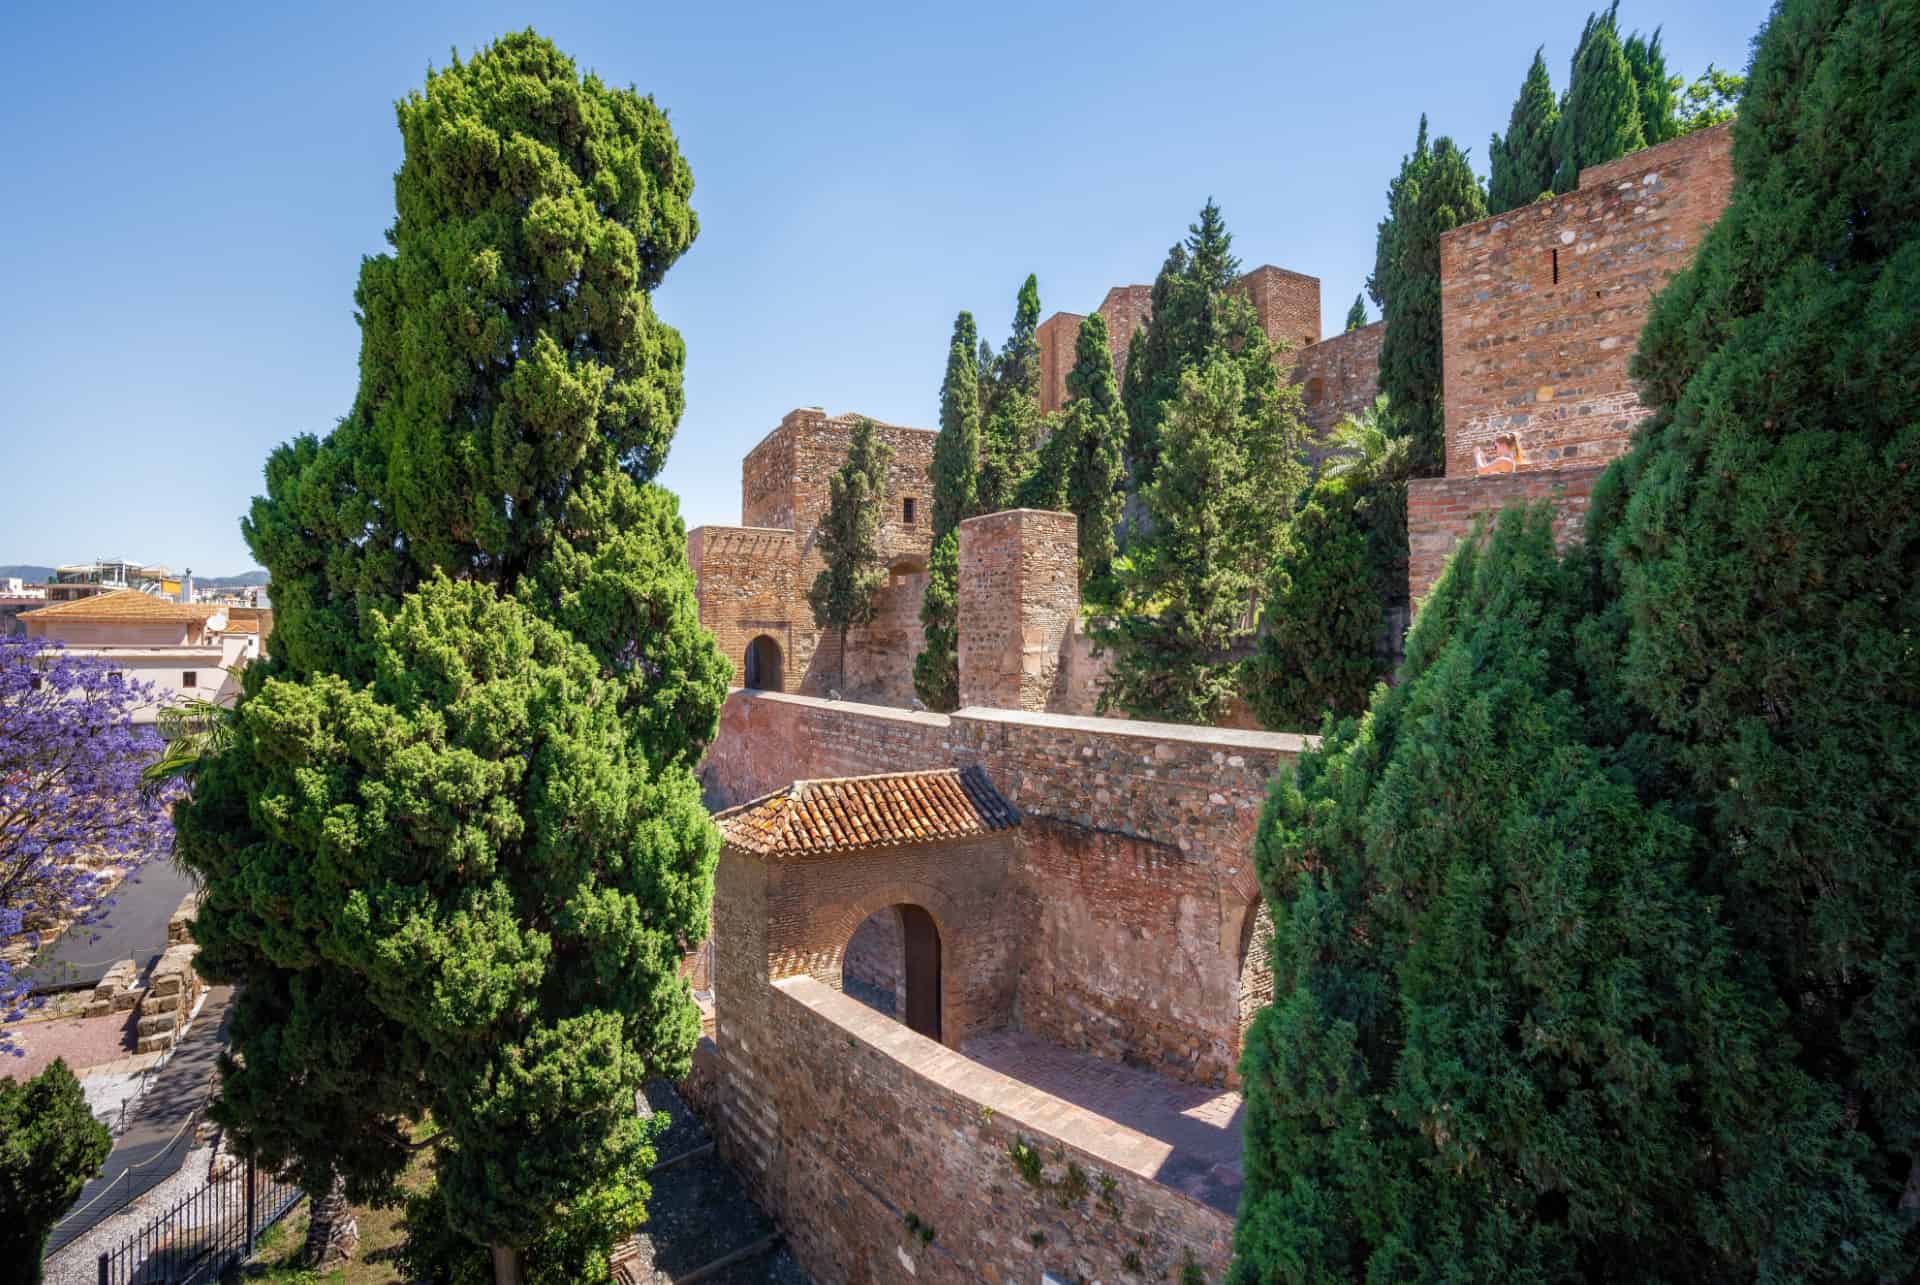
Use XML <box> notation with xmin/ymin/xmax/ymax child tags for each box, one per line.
<box><xmin>807</xmin><ymin>418</ymin><xmax>895</xmax><ymax>692</ymax></box>
<box><xmin>977</xmin><ymin>275</ymin><xmax>1042</xmax><ymax>512</ymax></box>
<box><xmin>1489</xmin><ymin>48</ymin><xmax>1561</xmax><ymax>213</ymax></box>
<box><xmin>1343</xmin><ymin>293</ymin><xmax>1369</xmax><ymax>331</ymax></box>
<box><xmin>1372</xmin><ymin>125</ymin><xmax>1486</xmax><ymax>477</ymax></box>
<box><xmin>1233</xmin><ymin>1</ymin><xmax>1920</xmax><ymax>1276</ymax></box>
<box><xmin>1059</xmin><ymin>313</ymin><xmax>1127</xmax><ymax>588</ymax></box>
<box><xmin>1552</xmin><ymin>5</ymin><xmax>1647</xmax><ymax>192</ymax></box>
<box><xmin>175</xmin><ymin>33</ymin><xmax>730</xmax><ymax>1284</ymax></box>
<box><xmin>915</xmin><ymin>312</ymin><xmax>981</xmax><ymax>711</ymax></box>
<box><xmin>1623</xmin><ymin>26</ymin><xmax>1679</xmax><ymax>145</ymax></box>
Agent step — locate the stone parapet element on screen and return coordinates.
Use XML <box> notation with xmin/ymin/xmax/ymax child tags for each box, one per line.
<box><xmin>1406</xmin><ymin>466</ymin><xmax>1605</xmax><ymax>602</ymax></box>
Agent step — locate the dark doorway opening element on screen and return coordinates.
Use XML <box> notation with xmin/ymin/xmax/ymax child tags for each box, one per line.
<box><xmin>900</xmin><ymin>905</ymin><xmax>942</xmax><ymax>1042</ymax></box>
<box><xmin>743</xmin><ymin>634</ymin><xmax>784</xmax><ymax>691</ymax></box>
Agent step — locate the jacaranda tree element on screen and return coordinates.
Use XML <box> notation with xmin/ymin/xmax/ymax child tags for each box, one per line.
<box><xmin>174</xmin><ymin>31</ymin><xmax>729</xmax><ymax>1285</ymax></box>
<box><xmin>1</xmin><ymin>636</ymin><xmax>172</xmax><ymax>1051</ymax></box>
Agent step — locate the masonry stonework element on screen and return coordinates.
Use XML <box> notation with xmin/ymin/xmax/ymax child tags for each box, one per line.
<box><xmin>956</xmin><ymin>509</ymin><xmax>1079</xmax><ymax>712</ymax></box>
<box><xmin>1293</xmin><ymin>319</ymin><xmax>1385</xmax><ymax>436</ymax></box>
<box><xmin>1407</xmin><ymin>466</ymin><xmax>1604</xmax><ymax>601</ymax></box>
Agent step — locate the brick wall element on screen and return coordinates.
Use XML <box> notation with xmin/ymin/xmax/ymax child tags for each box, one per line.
<box><xmin>1439</xmin><ymin>124</ymin><xmax>1733</xmax><ymax>479</ymax></box>
<box><xmin>687</xmin><ymin>526</ymin><xmax>799</xmax><ymax>690</ymax></box>
<box><xmin>1036</xmin><ymin>311</ymin><xmax>1086</xmax><ymax>417</ymax></box>
<box><xmin>843</xmin><ymin>907</ymin><xmax>904</xmax><ymax>1014</ymax></box>
<box><xmin>1237</xmin><ymin>264</ymin><xmax>1321</xmax><ymax>354</ymax></box>
<box><xmin>707</xmin><ymin>975</ymin><xmax>1232</xmax><ymax>1284</ymax></box>
<box><xmin>1406</xmin><ymin>466</ymin><xmax>1604</xmax><ymax>602</ymax></box>
<box><xmin>956</xmin><ymin>509</ymin><xmax>1079</xmax><ymax>711</ymax></box>
<box><xmin>1293</xmin><ymin>320</ymin><xmax>1384</xmax><ymax>436</ymax></box>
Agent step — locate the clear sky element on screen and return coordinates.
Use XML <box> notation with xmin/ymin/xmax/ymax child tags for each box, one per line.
<box><xmin>0</xmin><ymin>0</ymin><xmax>1767</xmax><ymax>576</ymax></box>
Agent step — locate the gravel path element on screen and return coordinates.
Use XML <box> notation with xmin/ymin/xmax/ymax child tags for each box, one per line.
<box><xmin>41</xmin><ymin>1143</ymin><xmax>218</xmax><ymax>1285</ymax></box>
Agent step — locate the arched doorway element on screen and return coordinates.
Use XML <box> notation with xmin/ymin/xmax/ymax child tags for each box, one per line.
<box><xmin>743</xmin><ymin>634</ymin><xmax>783</xmax><ymax>691</ymax></box>
<box><xmin>841</xmin><ymin>902</ymin><xmax>942</xmax><ymax>1042</ymax></box>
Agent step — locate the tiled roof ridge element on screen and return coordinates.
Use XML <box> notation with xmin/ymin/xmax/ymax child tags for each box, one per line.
<box><xmin>714</xmin><ymin>765</ymin><xmax>1016</xmax><ymax>856</ymax></box>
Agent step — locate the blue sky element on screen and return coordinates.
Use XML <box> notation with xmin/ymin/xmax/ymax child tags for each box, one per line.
<box><xmin>0</xmin><ymin>0</ymin><xmax>1767</xmax><ymax>575</ymax></box>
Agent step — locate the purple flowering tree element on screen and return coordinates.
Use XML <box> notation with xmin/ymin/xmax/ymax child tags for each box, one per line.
<box><xmin>0</xmin><ymin>635</ymin><xmax>175</xmax><ymax>1055</ymax></box>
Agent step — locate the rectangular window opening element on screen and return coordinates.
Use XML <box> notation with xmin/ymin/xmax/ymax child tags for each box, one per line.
<box><xmin>182</xmin><ymin>671</ymin><xmax>198</xmax><ymax>688</ymax></box>
<box><xmin>902</xmin><ymin>497</ymin><xmax>916</xmax><ymax>525</ymax></box>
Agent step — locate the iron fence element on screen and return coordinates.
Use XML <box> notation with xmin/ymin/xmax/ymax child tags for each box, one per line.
<box><xmin>92</xmin><ymin>1155</ymin><xmax>301</xmax><ymax>1285</ymax></box>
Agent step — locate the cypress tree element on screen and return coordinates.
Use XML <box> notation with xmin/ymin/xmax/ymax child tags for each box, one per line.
<box><xmin>807</xmin><ymin>418</ymin><xmax>895</xmax><ymax>691</ymax></box>
<box><xmin>1096</xmin><ymin>357</ymin><xmax>1301</xmax><ymax>724</ymax></box>
<box><xmin>1372</xmin><ymin>127</ymin><xmax>1485</xmax><ymax>477</ymax></box>
<box><xmin>977</xmin><ymin>275</ymin><xmax>1041</xmax><ymax>512</ymax></box>
<box><xmin>1233</xmin><ymin>2</ymin><xmax>1920</xmax><ymax>1275</ymax></box>
<box><xmin>1623</xmin><ymin>25</ymin><xmax>1680</xmax><ymax>145</ymax></box>
<box><xmin>915</xmin><ymin>312</ymin><xmax>980</xmax><ymax>711</ymax></box>
<box><xmin>1343</xmin><ymin>293</ymin><xmax>1368</xmax><ymax>331</ymax></box>
<box><xmin>1552</xmin><ymin>5</ymin><xmax>1646</xmax><ymax>192</ymax></box>
<box><xmin>1060</xmin><ymin>313</ymin><xmax>1127</xmax><ymax>589</ymax></box>
<box><xmin>175</xmin><ymin>33</ymin><xmax>730</xmax><ymax>1284</ymax></box>
<box><xmin>1121</xmin><ymin>201</ymin><xmax>1277</xmax><ymax>489</ymax></box>
<box><xmin>1488</xmin><ymin>48</ymin><xmax>1561</xmax><ymax>213</ymax></box>
<box><xmin>0</xmin><ymin>1060</ymin><xmax>111</xmax><ymax>1281</ymax></box>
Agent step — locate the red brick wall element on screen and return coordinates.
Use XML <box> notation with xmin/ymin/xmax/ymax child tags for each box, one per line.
<box><xmin>686</xmin><ymin>526</ymin><xmax>798</xmax><ymax>690</ymax></box>
<box><xmin>1036</xmin><ymin>311</ymin><xmax>1086</xmax><ymax>417</ymax></box>
<box><xmin>1406</xmin><ymin>466</ymin><xmax>1604</xmax><ymax>602</ymax></box>
<box><xmin>1439</xmin><ymin>124</ymin><xmax>1733</xmax><ymax>478</ymax></box>
<box><xmin>1237</xmin><ymin>264</ymin><xmax>1321</xmax><ymax>354</ymax></box>
<box><xmin>1293</xmin><ymin>320</ymin><xmax>1384</xmax><ymax>437</ymax></box>
<box><xmin>957</xmin><ymin>509</ymin><xmax>1079</xmax><ymax>711</ymax></box>
<box><xmin>704</xmin><ymin>975</ymin><xmax>1232</xmax><ymax>1285</ymax></box>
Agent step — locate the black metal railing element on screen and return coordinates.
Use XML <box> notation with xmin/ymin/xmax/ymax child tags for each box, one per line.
<box><xmin>92</xmin><ymin>1155</ymin><xmax>300</xmax><ymax>1285</ymax></box>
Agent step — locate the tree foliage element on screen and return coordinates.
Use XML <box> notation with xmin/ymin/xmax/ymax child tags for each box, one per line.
<box><xmin>1551</xmin><ymin>5</ymin><xmax>1647</xmax><ymax>192</ymax></box>
<box><xmin>1489</xmin><ymin>48</ymin><xmax>1561</xmax><ymax>213</ymax></box>
<box><xmin>0</xmin><ymin>1058</ymin><xmax>110</xmax><ymax>1281</ymax></box>
<box><xmin>1120</xmin><ymin>201</ymin><xmax>1275</xmax><ymax>489</ymax></box>
<box><xmin>915</xmin><ymin>313</ymin><xmax>981</xmax><ymax>711</ymax></box>
<box><xmin>1</xmin><ymin>638</ymin><xmax>173</xmax><ymax>1047</ymax></box>
<box><xmin>807</xmin><ymin>417</ymin><xmax>895</xmax><ymax>687</ymax></box>
<box><xmin>1097</xmin><ymin>358</ymin><xmax>1303</xmax><ymax>724</ymax></box>
<box><xmin>1623</xmin><ymin>25</ymin><xmax>1680</xmax><ymax>145</ymax></box>
<box><xmin>1233</xmin><ymin>0</ymin><xmax>1920</xmax><ymax>1274</ymax></box>
<box><xmin>174</xmin><ymin>32</ymin><xmax>730</xmax><ymax>1282</ymax></box>
<box><xmin>1371</xmin><ymin>122</ymin><xmax>1485</xmax><ymax>477</ymax></box>
<box><xmin>1343</xmin><ymin>293</ymin><xmax>1368</xmax><ymax>332</ymax></box>
<box><xmin>1678</xmin><ymin>63</ymin><xmax>1745</xmax><ymax>132</ymax></box>
<box><xmin>977</xmin><ymin>276</ymin><xmax>1041</xmax><ymax>513</ymax></box>
<box><xmin>1057</xmin><ymin>314</ymin><xmax>1127</xmax><ymax>588</ymax></box>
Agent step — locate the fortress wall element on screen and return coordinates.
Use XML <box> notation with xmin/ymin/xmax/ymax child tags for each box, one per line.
<box><xmin>707</xmin><ymin>974</ymin><xmax>1232</xmax><ymax>1285</ymax></box>
<box><xmin>1439</xmin><ymin>123</ymin><xmax>1733</xmax><ymax>479</ymax></box>
<box><xmin>957</xmin><ymin>509</ymin><xmax>1079</xmax><ymax>712</ymax></box>
<box><xmin>686</xmin><ymin>526</ymin><xmax>799</xmax><ymax>689</ymax></box>
<box><xmin>1237</xmin><ymin>264</ymin><xmax>1321</xmax><ymax>353</ymax></box>
<box><xmin>1293</xmin><ymin>319</ymin><xmax>1384</xmax><ymax>437</ymax></box>
<box><xmin>1406</xmin><ymin>465</ymin><xmax>1604</xmax><ymax>602</ymax></box>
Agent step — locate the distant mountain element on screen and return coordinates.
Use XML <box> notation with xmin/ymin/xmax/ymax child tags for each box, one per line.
<box><xmin>0</xmin><ymin>564</ymin><xmax>268</xmax><ymax>588</ymax></box>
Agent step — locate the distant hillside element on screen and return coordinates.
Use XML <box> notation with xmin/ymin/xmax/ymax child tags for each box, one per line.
<box><xmin>0</xmin><ymin>564</ymin><xmax>268</xmax><ymax>588</ymax></box>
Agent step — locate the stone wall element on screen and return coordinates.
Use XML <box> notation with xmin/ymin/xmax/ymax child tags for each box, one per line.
<box><xmin>1237</xmin><ymin>264</ymin><xmax>1320</xmax><ymax>354</ymax></box>
<box><xmin>708</xmin><ymin>974</ymin><xmax>1233</xmax><ymax>1285</ymax></box>
<box><xmin>1406</xmin><ymin>465</ymin><xmax>1604</xmax><ymax>601</ymax></box>
<box><xmin>956</xmin><ymin>509</ymin><xmax>1079</xmax><ymax>712</ymax></box>
<box><xmin>1439</xmin><ymin>124</ymin><xmax>1733</xmax><ymax>479</ymax></box>
<box><xmin>686</xmin><ymin>526</ymin><xmax>799</xmax><ymax>690</ymax></box>
<box><xmin>1035</xmin><ymin>310</ymin><xmax>1086</xmax><ymax>417</ymax></box>
<box><xmin>1293</xmin><ymin>319</ymin><xmax>1384</xmax><ymax>436</ymax></box>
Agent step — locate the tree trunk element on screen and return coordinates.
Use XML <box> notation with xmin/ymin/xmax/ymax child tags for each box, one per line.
<box><xmin>492</xmin><ymin>1244</ymin><xmax>526</xmax><ymax>1285</ymax></box>
<box><xmin>301</xmin><ymin>1172</ymin><xmax>359</xmax><ymax>1268</ymax></box>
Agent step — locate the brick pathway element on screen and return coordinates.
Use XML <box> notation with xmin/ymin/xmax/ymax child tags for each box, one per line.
<box><xmin>960</xmin><ymin>1030</ymin><xmax>1244</xmax><ymax>1214</ymax></box>
<box><xmin>1</xmin><ymin>1009</ymin><xmax>140</xmax><ymax>1083</ymax></box>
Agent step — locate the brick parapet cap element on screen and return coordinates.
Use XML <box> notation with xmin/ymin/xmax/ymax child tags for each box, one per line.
<box><xmin>776</xmin><ymin>974</ymin><xmax>1210</xmax><ymax>1193</ymax></box>
<box><xmin>952</xmin><ymin>705</ymin><xmax>1316</xmax><ymax>756</ymax></box>
<box><xmin>1439</xmin><ymin>122</ymin><xmax>1736</xmax><ymax>250</ymax></box>
<box><xmin>1300</xmin><ymin>319</ymin><xmax>1384</xmax><ymax>352</ymax></box>
<box><xmin>957</xmin><ymin>507</ymin><xmax>1076</xmax><ymax>528</ymax></box>
<box><xmin>725</xmin><ymin>687</ymin><xmax>953</xmax><ymax>728</ymax></box>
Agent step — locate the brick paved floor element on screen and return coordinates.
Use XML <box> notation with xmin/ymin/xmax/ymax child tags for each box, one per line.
<box><xmin>2</xmin><ymin>1009</ymin><xmax>140</xmax><ymax>1082</ymax></box>
<box><xmin>960</xmin><ymin>1030</ymin><xmax>1244</xmax><ymax>1214</ymax></box>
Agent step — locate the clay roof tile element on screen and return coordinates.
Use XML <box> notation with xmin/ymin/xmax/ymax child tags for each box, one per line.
<box><xmin>713</xmin><ymin>766</ymin><xmax>1017</xmax><ymax>856</ymax></box>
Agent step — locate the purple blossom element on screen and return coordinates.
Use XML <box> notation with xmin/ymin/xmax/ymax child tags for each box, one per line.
<box><xmin>1</xmin><ymin>635</ymin><xmax>177</xmax><ymax>1054</ymax></box>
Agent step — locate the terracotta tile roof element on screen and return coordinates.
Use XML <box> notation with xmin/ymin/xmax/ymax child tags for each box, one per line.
<box><xmin>715</xmin><ymin>767</ymin><xmax>1017</xmax><ymax>856</ymax></box>
<box><xmin>219</xmin><ymin>617</ymin><xmax>260</xmax><ymax>633</ymax></box>
<box><xmin>21</xmin><ymin>589</ymin><xmax>220</xmax><ymax>623</ymax></box>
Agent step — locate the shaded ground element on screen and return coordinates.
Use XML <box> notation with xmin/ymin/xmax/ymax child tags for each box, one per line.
<box><xmin>45</xmin><ymin>986</ymin><xmax>232</xmax><ymax>1256</ymax></box>
<box><xmin>28</xmin><ymin>859</ymin><xmax>197</xmax><ymax>993</ymax></box>
<box><xmin>620</xmin><ymin>1080</ymin><xmax>809</xmax><ymax>1283</ymax></box>
<box><xmin>962</xmin><ymin>1029</ymin><xmax>1245</xmax><ymax>1215</ymax></box>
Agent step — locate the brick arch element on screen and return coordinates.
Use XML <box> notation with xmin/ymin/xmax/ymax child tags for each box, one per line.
<box><xmin>820</xmin><ymin>878</ymin><xmax>964</xmax><ymax>971</ymax></box>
